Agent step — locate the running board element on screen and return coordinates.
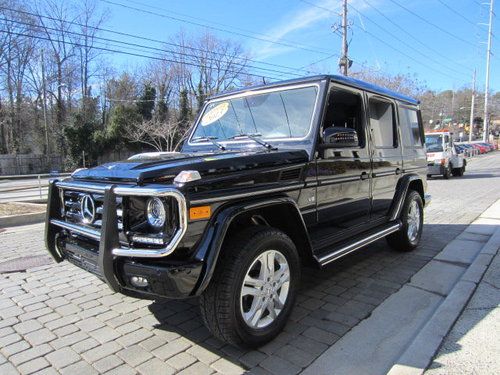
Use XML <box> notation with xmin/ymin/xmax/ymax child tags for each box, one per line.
<box><xmin>315</xmin><ymin>221</ymin><xmax>402</xmax><ymax>267</ymax></box>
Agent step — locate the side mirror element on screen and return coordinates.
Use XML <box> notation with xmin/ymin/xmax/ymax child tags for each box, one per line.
<box><xmin>322</xmin><ymin>127</ymin><xmax>359</xmax><ymax>148</ymax></box>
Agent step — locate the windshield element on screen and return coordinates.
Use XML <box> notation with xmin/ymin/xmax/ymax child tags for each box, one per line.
<box><xmin>425</xmin><ymin>135</ymin><xmax>443</xmax><ymax>152</ymax></box>
<box><xmin>189</xmin><ymin>85</ymin><xmax>318</xmax><ymax>144</ymax></box>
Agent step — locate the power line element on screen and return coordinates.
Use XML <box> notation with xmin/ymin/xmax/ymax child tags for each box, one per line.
<box><xmin>101</xmin><ymin>0</ymin><xmax>333</xmax><ymax>56</ymax></box>
<box><xmin>120</xmin><ymin>0</ymin><xmax>333</xmax><ymax>55</ymax></box>
<box><xmin>436</xmin><ymin>0</ymin><xmax>477</xmax><ymax>27</ymax></box>
<box><xmin>348</xmin><ymin>3</ymin><xmax>470</xmax><ymax>78</ymax></box>
<box><xmin>387</xmin><ymin>0</ymin><xmax>478</xmax><ymax>48</ymax></box>
<box><xmin>0</xmin><ymin>16</ymin><xmax>304</xmax><ymax>80</ymax></box>
<box><xmin>4</xmin><ymin>29</ymin><xmax>286</xmax><ymax>82</ymax></box>
<box><xmin>361</xmin><ymin>0</ymin><xmax>472</xmax><ymax>71</ymax></box>
<box><xmin>0</xmin><ymin>5</ymin><xmax>317</xmax><ymax>76</ymax></box>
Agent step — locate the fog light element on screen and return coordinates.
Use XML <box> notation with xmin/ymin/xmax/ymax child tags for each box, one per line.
<box><xmin>131</xmin><ymin>235</ymin><xmax>164</xmax><ymax>245</ymax></box>
<box><xmin>130</xmin><ymin>276</ymin><xmax>148</xmax><ymax>288</ymax></box>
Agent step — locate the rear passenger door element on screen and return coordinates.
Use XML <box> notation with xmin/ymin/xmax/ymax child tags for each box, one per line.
<box><xmin>398</xmin><ymin>104</ymin><xmax>427</xmax><ymax>175</ymax></box>
<box><xmin>367</xmin><ymin>95</ymin><xmax>403</xmax><ymax>220</ymax></box>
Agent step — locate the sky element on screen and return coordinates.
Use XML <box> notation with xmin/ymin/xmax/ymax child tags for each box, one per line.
<box><xmin>99</xmin><ymin>0</ymin><xmax>499</xmax><ymax>92</ymax></box>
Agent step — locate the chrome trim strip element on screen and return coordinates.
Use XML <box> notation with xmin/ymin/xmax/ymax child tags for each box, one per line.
<box><xmin>190</xmin><ymin>184</ymin><xmax>303</xmax><ymax>205</ymax></box>
<box><xmin>50</xmin><ymin>219</ymin><xmax>101</xmax><ymax>241</ymax></box>
<box><xmin>318</xmin><ymin>223</ymin><xmax>401</xmax><ymax>266</ymax></box>
<box><xmin>112</xmin><ymin>187</ymin><xmax>188</xmax><ymax>258</ymax></box>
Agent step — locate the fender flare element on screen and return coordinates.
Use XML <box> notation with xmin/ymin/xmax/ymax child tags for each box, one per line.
<box><xmin>190</xmin><ymin>196</ymin><xmax>312</xmax><ymax>296</ymax></box>
<box><xmin>388</xmin><ymin>174</ymin><xmax>424</xmax><ymax>221</ymax></box>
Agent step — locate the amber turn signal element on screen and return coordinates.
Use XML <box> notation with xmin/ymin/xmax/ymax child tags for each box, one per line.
<box><xmin>189</xmin><ymin>206</ymin><xmax>211</xmax><ymax>220</ymax></box>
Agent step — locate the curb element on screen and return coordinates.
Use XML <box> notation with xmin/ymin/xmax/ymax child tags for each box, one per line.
<box><xmin>0</xmin><ymin>211</ymin><xmax>46</xmax><ymax>228</ymax></box>
<box><xmin>388</xmin><ymin>207</ymin><xmax>500</xmax><ymax>375</ymax></box>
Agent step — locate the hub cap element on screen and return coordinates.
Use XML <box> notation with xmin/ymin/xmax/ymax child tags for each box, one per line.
<box><xmin>407</xmin><ymin>200</ymin><xmax>421</xmax><ymax>242</ymax></box>
<box><xmin>240</xmin><ymin>250</ymin><xmax>290</xmax><ymax>329</ymax></box>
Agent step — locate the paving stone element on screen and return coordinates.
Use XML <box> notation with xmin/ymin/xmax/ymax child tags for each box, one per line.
<box><xmin>152</xmin><ymin>338</ymin><xmax>191</xmax><ymax>360</ymax></box>
<box><xmin>92</xmin><ymin>354</ymin><xmax>123</xmax><ymax>373</ymax></box>
<box><xmin>165</xmin><ymin>352</ymin><xmax>197</xmax><ymax>371</ymax></box>
<box><xmin>61</xmin><ymin>360</ymin><xmax>99</xmax><ymax>375</ymax></box>
<box><xmin>9</xmin><ymin>344</ymin><xmax>53</xmax><ymax>366</ymax></box>
<box><xmin>178</xmin><ymin>361</ymin><xmax>215</xmax><ymax>375</ymax></box>
<box><xmin>51</xmin><ymin>331</ymin><xmax>88</xmax><ymax>350</ymax></box>
<box><xmin>117</xmin><ymin>345</ymin><xmax>153</xmax><ymax>367</ymax></box>
<box><xmin>71</xmin><ymin>337</ymin><xmax>100</xmax><ymax>354</ymax></box>
<box><xmin>260</xmin><ymin>355</ymin><xmax>301</xmax><ymax>375</ymax></box>
<box><xmin>46</xmin><ymin>347</ymin><xmax>80</xmax><ymax>369</ymax></box>
<box><xmin>116</xmin><ymin>328</ymin><xmax>153</xmax><ymax>347</ymax></box>
<box><xmin>82</xmin><ymin>341</ymin><xmax>122</xmax><ymax>362</ymax></box>
<box><xmin>13</xmin><ymin>320</ymin><xmax>43</xmax><ymax>335</ymax></box>
<box><xmin>1</xmin><ymin>340</ymin><xmax>31</xmax><ymax>357</ymax></box>
<box><xmin>104</xmin><ymin>363</ymin><xmax>137</xmax><ymax>375</ymax></box>
<box><xmin>16</xmin><ymin>357</ymin><xmax>50</xmax><ymax>374</ymax></box>
<box><xmin>187</xmin><ymin>345</ymin><xmax>220</xmax><ymax>365</ymax></box>
<box><xmin>88</xmin><ymin>326</ymin><xmax>121</xmax><ymax>344</ymax></box>
<box><xmin>302</xmin><ymin>326</ymin><xmax>340</xmax><ymax>345</ymax></box>
<box><xmin>138</xmin><ymin>335</ymin><xmax>166</xmax><ymax>352</ymax></box>
<box><xmin>24</xmin><ymin>328</ymin><xmax>57</xmax><ymax>346</ymax></box>
<box><xmin>137</xmin><ymin>358</ymin><xmax>175</xmax><ymax>375</ymax></box>
<box><xmin>239</xmin><ymin>351</ymin><xmax>268</xmax><ymax>368</ymax></box>
<box><xmin>210</xmin><ymin>358</ymin><xmax>246</xmax><ymax>375</ymax></box>
<box><xmin>0</xmin><ymin>362</ymin><xmax>20</xmax><ymax>375</ymax></box>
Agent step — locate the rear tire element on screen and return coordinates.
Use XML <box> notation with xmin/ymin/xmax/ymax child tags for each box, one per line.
<box><xmin>386</xmin><ymin>190</ymin><xmax>423</xmax><ymax>252</ymax></box>
<box><xmin>199</xmin><ymin>226</ymin><xmax>300</xmax><ymax>348</ymax></box>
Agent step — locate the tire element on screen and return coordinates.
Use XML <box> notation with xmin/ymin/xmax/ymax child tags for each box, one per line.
<box><xmin>386</xmin><ymin>190</ymin><xmax>424</xmax><ymax>252</ymax></box>
<box><xmin>443</xmin><ymin>165</ymin><xmax>451</xmax><ymax>179</ymax></box>
<box><xmin>451</xmin><ymin>167</ymin><xmax>463</xmax><ymax>177</ymax></box>
<box><xmin>199</xmin><ymin>226</ymin><xmax>300</xmax><ymax>348</ymax></box>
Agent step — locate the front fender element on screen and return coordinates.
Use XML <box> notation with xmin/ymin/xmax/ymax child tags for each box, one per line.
<box><xmin>190</xmin><ymin>197</ymin><xmax>311</xmax><ymax>296</ymax></box>
<box><xmin>389</xmin><ymin>174</ymin><xmax>425</xmax><ymax>221</ymax></box>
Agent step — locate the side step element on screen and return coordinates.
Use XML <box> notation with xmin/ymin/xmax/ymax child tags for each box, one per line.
<box><xmin>314</xmin><ymin>221</ymin><xmax>402</xmax><ymax>267</ymax></box>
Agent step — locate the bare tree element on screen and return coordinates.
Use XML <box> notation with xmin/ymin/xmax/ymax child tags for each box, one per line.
<box><xmin>126</xmin><ymin>117</ymin><xmax>186</xmax><ymax>152</ymax></box>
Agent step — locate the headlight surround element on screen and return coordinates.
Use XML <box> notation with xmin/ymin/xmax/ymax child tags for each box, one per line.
<box><xmin>146</xmin><ymin>197</ymin><xmax>166</xmax><ymax>229</ymax></box>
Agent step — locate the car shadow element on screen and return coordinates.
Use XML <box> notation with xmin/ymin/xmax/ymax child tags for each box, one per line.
<box><xmin>143</xmin><ymin>222</ymin><xmax>489</xmax><ymax>373</ymax></box>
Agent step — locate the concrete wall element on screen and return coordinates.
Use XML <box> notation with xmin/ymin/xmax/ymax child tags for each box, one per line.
<box><xmin>0</xmin><ymin>154</ymin><xmax>63</xmax><ymax>176</ymax></box>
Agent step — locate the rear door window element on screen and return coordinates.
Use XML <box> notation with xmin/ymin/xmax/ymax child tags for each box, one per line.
<box><xmin>399</xmin><ymin>106</ymin><xmax>422</xmax><ymax>147</ymax></box>
<box><xmin>369</xmin><ymin>98</ymin><xmax>397</xmax><ymax>148</ymax></box>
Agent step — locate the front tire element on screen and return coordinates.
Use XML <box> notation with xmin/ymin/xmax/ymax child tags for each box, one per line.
<box><xmin>386</xmin><ymin>190</ymin><xmax>424</xmax><ymax>252</ymax></box>
<box><xmin>199</xmin><ymin>226</ymin><xmax>300</xmax><ymax>348</ymax></box>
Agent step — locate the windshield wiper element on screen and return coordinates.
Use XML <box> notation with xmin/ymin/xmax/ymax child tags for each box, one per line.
<box><xmin>228</xmin><ymin>133</ymin><xmax>276</xmax><ymax>150</ymax></box>
<box><xmin>191</xmin><ymin>136</ymin><xmax>226</xmax><ymax>151</ymax></box>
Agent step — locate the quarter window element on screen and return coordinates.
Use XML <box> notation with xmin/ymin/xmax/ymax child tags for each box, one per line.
<box><xmin>399</xmin><ymin>107</ymin><xmax>422</xmax><ymax>147</ymax></box>
<box><xmin>369</xmin><ymin>99</ymin><xmax>396</xmax><ymax>148</ymax></box>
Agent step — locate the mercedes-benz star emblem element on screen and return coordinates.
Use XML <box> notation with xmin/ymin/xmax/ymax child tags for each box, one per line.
<box><xmin>80</xmin><ymin>194</ymin><xmax>96</xmax><ymax>224</ymax></box>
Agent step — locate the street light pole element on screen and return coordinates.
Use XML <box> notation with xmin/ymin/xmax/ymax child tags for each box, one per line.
<box><xmin>483</xmin><ymin>0</ymin><xmax>494</xmax><ymax>142</ymax></box>
<box><xmin>469</xmin><ymin>69</ymin><xmax>476</xmax><ymax>143</ymax></box>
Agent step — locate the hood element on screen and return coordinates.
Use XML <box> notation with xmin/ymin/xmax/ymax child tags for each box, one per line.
<box><xmin>72</xmin><ymin>149</ymin><xmax>309</xmax><ymax>184</ymax></box>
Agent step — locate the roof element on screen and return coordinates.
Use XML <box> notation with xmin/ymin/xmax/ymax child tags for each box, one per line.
<box><xmin>209</xmin><ymin>74</ymin><xmax>419</xmax><ymax>105</ymax></box>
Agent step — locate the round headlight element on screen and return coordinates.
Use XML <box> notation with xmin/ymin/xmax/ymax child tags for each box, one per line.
<box><xmin>146</xmin><ymin>197</ymin><xmax>166</xmax><ymax>229</ymax></box>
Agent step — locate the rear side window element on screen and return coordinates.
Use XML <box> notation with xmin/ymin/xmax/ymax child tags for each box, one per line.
<box><xmin>399</xmin><ymin>106</ymin><xmax>422</xmax><ymax>147</ymax></box>
<box><xmin>369</xmin><ymin>98</ymin><xmax>396</xmax><ymax>148</ymax></box>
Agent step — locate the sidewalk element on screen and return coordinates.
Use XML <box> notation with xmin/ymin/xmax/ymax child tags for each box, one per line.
<box><xmin>303</xmin><ymin>199</ymin><xmax>500</xmax><ymax>375</ymax></box>
<box><xmin>425</xmin><ymin>247</ymin><xmax>500</xmax><ymax>374</ymax></box>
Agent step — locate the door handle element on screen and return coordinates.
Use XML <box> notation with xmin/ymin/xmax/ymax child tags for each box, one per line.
<box><xmin>395</xmin><ymin>168</ymin><xmax>402</xmax><ymax>175</ymax></box>
<box><xmin>360</xmin><ymin>172</ymin><xmax>369</xmax><ymax>180</ymax></box>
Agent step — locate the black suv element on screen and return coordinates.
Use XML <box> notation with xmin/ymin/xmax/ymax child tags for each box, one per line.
<box><xmin>45</xmin><ymin>75</ymin><xmax>430</xmax><ymax>347</ymax></box>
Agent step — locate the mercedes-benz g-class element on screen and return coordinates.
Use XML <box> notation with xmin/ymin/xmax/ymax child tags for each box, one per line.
<box><xmin>45</xmin><ymin>75</ymin><xmax>430</xmax><ymax>347</ymax></box>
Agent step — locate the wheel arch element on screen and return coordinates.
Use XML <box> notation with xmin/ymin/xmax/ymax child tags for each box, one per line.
<box><xmin>389</xmin><ymin>174</ymin><xmax>426</xmax><ymax>221</ymax></box>
<box><xmin>191</xmin><ymin>196</ymin><xmax>313</xmax><ymax>295</ymax></box>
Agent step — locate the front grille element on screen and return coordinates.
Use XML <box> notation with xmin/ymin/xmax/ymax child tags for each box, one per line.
<box><xmin>62</xmin><ymin>190</ymin><xmax>123</xmax><ymax>232</ymax></box>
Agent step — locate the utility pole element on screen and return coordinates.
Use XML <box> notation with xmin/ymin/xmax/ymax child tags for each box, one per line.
<box><xmin>41</xmin><ymin>50</ymin><xmax>50</xmax><ymax>161</ymax></box>
<box><xmin>469</xmin><ymin>69</ymin><xmax>476</xmax><ymax>143</ymax></box>
<box><xmin>483</xmin><ymin>0</ymin><xmax>494</xmax><ymax>142</ymax></box>
<box><xmin>338</xmin><ymin>0</ymin><xmax>351</xmax><ymax>76</ymax></box>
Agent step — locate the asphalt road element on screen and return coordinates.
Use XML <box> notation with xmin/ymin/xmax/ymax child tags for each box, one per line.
<box><xmin>0</xmin><ymin>152</ymin><xmax>499</xmax><ymax>375</ymax></box>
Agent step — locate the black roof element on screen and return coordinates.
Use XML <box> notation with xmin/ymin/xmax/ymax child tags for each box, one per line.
<box><xmin>210</xmin><ymin>74</ymin><xmax>419</xmax><ymax>106</ymax></box>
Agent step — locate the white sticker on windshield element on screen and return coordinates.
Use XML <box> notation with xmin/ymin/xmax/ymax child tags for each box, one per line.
<box><xmin>201</xmin><ymin>102</ymin><xmax>229</xmax><ymax>126</ymax></box>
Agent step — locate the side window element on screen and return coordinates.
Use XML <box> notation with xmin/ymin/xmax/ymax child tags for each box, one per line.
<box><xmin>369</xmin><ymin>98</ymin><xmax>396</xmax><ymax>148</ymax></box>
<box><xmin>322</xmin><ymin>88</ymin><xmax>365</xmax><ymax>147</ymax></box>
<box><xmin>399</xmin><ymin>106</ymin><xmax>423</xmax><ymax>147</ymax></box>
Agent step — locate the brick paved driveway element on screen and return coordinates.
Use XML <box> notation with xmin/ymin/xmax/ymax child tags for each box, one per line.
<box><xmin>1</xmin><ymin>153</ymin><xmax>499</xmax><ymax>375</ymax></box>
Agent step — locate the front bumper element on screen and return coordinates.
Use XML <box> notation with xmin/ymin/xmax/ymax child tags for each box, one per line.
<box><xmin>45</xmin><ymin>180</ymin><xmax>202</xmax><ymax>299</ymax></box>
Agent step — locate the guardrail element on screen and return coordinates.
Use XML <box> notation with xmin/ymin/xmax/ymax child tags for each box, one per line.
<box><xmin>0</xmin><ymin>173</ymin><xmax>71</xmax><ymax>203</ymax></box>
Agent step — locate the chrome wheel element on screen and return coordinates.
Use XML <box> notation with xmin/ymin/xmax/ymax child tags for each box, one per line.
<box><xmin>407</xmin><ymin>199</ymin><xmax>421</xmax><ymax>242</ymax></box>
<box><xmin>240</xmin><ymin>250</ymin><xmax>290</xmax><ymax>329</ymax></box>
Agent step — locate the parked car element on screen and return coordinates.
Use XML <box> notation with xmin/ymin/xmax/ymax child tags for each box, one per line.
<box><xmin>454</xmin><ymin>144</ymin><xmax>470</xmax><ymax>157</ymax></box>
<box><xmin>44</xmin><ymin>75</ymin><xmax>431</xmax><ymax>347</ymax></box>
<box><xmin>460</xmin><ymin>144</ymin><xmax>478</xmax><ymax>156</ymax></box>
<box><xmin>470</xmin><ymin>143</ymin><xmax>487</xmax><ymax>154</ymax></box>
<box><xmin>425</xmin><ymin>131</ymin><xmax>466</xmax><ymax>178</ymax></box>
